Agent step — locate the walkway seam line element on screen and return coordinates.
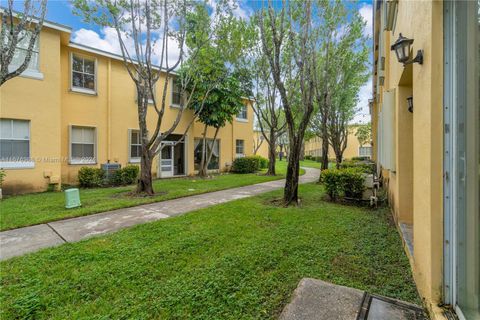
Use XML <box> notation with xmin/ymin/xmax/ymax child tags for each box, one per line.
<box><xmin>46</xmin><ymin>223</ymin><xmax>68</xmax><ymax>243</ymax></box>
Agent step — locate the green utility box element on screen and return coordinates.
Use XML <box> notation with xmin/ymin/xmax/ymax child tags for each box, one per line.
<box><xmin>65</xmin><ymin>188</ymin><xmax>81</xmax><ymax>209</ymax></box>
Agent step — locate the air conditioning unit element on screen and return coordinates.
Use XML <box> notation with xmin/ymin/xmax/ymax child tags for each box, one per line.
<box><xmin>101</xmin><ymin>163</ymin><xmax>121</xmax><ymax>180</ymax></box>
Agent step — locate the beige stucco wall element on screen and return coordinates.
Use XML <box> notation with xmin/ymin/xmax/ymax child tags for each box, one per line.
<box><xmin>372</xmin><ymin>1</ymin><xmax>444</xmax><ymax>318</ymax></box>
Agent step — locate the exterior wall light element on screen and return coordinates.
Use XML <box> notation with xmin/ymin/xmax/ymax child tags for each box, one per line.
<box><xmin>406</xmin><ymin>96</ymin><xmax>413</xmax><ymax>113</ymax></box>
<box><xmin>391</xmin><ymin>33</ymin><xmax>423</xmax><ymax>65</ymax></box>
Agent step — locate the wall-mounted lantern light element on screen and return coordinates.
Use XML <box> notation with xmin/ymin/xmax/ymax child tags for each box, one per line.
<box><xmin>391</xmin><ymin>33</ymin><xmax>423</xmax><ymax>65</ymax></box>
<box><xmin>406</xmin><ymin>96</ymin><xmax>414</xmax><ymax>113</ymax></box>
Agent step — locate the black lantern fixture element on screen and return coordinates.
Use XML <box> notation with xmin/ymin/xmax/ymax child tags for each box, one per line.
<box><xmin>406</xmin><ymin>96</ymin><xmax>413</xmax><ymax>113</ymax></box>
<box><xmin>391</xmin><ymin>33</ymin><xmax>423</xmax><ymax>65</ymax></box>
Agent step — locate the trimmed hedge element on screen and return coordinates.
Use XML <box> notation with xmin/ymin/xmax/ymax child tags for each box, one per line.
<box><xmin>231</xmin><ymin>156</ymin><xmax>260</xmax><ymax>173</ymax></box>
<box><xmin>321</xmin><ymin>167</ymin><xmax>366</xmax><ymax>201</ymax></box>
<box><xmin>249</xmin><ymin>155</ymin><xmax>269</xmax><ymax>169</ymax></box>
<box><xmin>78</xmin><ymin>167</ymin><xmax>105</xmax><ymax>188</ymax></box>
<box><xmin>341</xmin><ymin>159</ymin><xmax>375</xmax><ymax>174</ymax></box>
<box><xmin>78</xmin><ymin>165</ymin><xmax>139</xmax><ymax>188</ymax></box>
<box><xmin>112</xmin><ymin>165</ymin><xmax>139</xmax><ymax>186</ymax></box>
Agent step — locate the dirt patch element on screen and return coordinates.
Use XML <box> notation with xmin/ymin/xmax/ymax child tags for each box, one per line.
<box><xmin>264</xmin><ymin>197</ymin><xmax>303</xmax><ymax>208</ymax></box>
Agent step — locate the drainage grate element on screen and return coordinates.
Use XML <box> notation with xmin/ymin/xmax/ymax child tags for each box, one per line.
<box><xmin>357</xmin><ymin>293</ymin><xmax>428</xmax><ymax>320</ymax></box>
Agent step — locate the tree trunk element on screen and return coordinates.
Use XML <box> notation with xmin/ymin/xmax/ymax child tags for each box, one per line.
<box><xmin>266</xmin><ymin>131</ymin><xmax>277</xmax><ymax>175</ymax></box>
<box><xmin>335</xmin><ymin>151</ymin><xmax>342</xmax><ymax>169</ymax></box>
<box><xmin>320</xmin><ymin>134</ymin><xmax>329</xmax><ymax>170</ymax></box>
<box><xmin>284</xmin><ymin>139</ymin><xmax>301</xmax><ymax>205</ymax></box>
<box><xmin>137</xmin><ymin>152</ymin><xmax>154</xmax><ymax>195</ymax></box>
<box><xmin>198</xmin><ymin>124</ymin><xmax>209</xmax><ymax>177</ymax></box>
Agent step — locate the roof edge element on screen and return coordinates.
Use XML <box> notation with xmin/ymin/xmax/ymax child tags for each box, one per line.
<box><xmin>0</xmin><ymin>7</ymin><xmax>72</xmax><ymax>33</ymax></box>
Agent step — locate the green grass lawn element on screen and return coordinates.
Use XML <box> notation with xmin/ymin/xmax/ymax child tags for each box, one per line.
<box><xmin>300</xmin><ymin>159</ymin><xmax>322</xmax><ymax>169</ymax></box>
<box><xmin>0</xmin><ymin>184</ymin><xmax>419</xmax><ymax>319</ymax></box>
<box><xmin>298</xmin><ymin>159</ymin><xmax>336</xmax><ymax>169</ymax></box>
<box><xmin>0</xmin><ymin>161</ymin><xmax>297</xmax><ymax>231</ymax></box>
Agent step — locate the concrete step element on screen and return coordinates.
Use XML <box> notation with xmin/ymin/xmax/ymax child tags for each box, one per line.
<box><xmin>280</xmin><ymin>278</ymin><xmax>427</xmax><ymax>320</ymax></box>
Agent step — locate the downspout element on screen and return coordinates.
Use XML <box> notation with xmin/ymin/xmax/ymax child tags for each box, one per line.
<box><xmin>107</xmin><ymin>59</ymin><xmax>112</xmax><ymax>162</ymax></box>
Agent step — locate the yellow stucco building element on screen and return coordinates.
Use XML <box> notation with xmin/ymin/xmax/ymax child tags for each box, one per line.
<box><xmin>0</xmin><ymin>19</ymin><xmax>253</xmax><ymax>194</ymax></box>
<box><xmin>303</xmin><ymin>125</ymin><xmax>372</xmax><ymax>160</ymax></box>
<box><xmin>254</xmin><ymin>126</ymin><xmax>371</xmax><ymax>161</ymax></box>
<box><xmin>372</xmin><ymin>1</ymin><xmax>478</xmax><ymax>320</ymax></box>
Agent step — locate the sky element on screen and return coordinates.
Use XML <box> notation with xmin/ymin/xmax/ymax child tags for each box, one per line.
<box><xmin>13</xmin><ymin>0</ymin><xmax>373</xmax><ymax>124</ymax></box>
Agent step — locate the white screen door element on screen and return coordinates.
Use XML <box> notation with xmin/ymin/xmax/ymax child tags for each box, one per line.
<box><xmin>160</xmin><ymin>142</ymin><xmax>174</xmax><ymax>178</ymax></box>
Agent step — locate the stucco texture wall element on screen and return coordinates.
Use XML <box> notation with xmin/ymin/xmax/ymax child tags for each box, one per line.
<box><xmin>1</xmin><ymin>28</ymin><xmax>63</xmax><ymax>194</ymax></box>
<box><xmin>373</xmin><ymin>0</ymin><xmax>444</xmax><ymax>317</ymax></box>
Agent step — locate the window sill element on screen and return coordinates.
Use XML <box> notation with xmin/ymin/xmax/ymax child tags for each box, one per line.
<box><xmin>236</xmin><ymin>118</ymin><xmax>248</xmax><ymax>123</ymax></box>
<box><xmin>8</xmin><ymin>67</ymin><xmax>44</xmax><ymax>80</ymax></box>
<box><xmin>170</xmin><ymin>104</ymin><xmax>182</xmax><ymax>109</ymax></box>
<box><xmin>69</xmin><ymin>159</ymin><xmax>97</xmax><ymax>165</ymax></box>
<box><xmin>236</xmin><ymin>153</ymin><xmax>245</xmax><ymax>158</ymax></box>
<box><xmin>0</xmin><ymin>161</ymin><xmax>35</xmax><ymax>169</ymax></box>
<box><xmin>70</xmin><ymin>87</ymin><xmax>97</xmax><ymax>96</ymax></box>
<box><xmin>129</xmin><ymin>158</ymin><xmax>141</xmax><ymax>163</ymax></box>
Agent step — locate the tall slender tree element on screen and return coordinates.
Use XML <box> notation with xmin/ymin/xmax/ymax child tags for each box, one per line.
<box><xmin>0</xmin><ymin>0</ymin><xmax>47</xmax><ymax>86</ymax></box>
<box><xmin>310</xmin><ymin>0</ymin><xmax>370</xmax><ymax>171</ymax></box>
<box><xmin>252</xmin><ymin>67</ymin><xmax>286</xmax><ymax>175</ymax></box>
<box><xmin>326</xmin><ymin>11</ymin><xmax>369</xmax><ymax>167</ymax></box>
<box><xmin>257</xmin><ymin>1</ymin><xmax>317</xmax><ymax>205</ymax></box>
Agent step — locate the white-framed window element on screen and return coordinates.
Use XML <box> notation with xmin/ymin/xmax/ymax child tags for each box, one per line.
<box><xmin>70</xmin><ymin>126</ymin><xmax>96</xmax><ymax>164</ymax></box>
<box><xmin>359</xmin><ymin>146</ymin><xmax>372</xmax><ymax>158</ymax></box>
<box><xmin>71</xmin><ymin>53</ymin><xmax>96</xmax><ymax>94</ymax></box>
<box><xmin>7</xmin><ymin>30</ymin><xmax>43</xmax><ymax>80</ymax></box>
<box><xmin>236</xmin><ymin>139</ymin><xmax>245</xmax><ymax>156</ymax></box>
<box><xmin>237</xmin><ymin>104</ymin><xmax>247</xmax><ymax>121</ymax></box>
<box><xmin>0</xmin><ymin>119</ymin><xmax>34</xmax><ymax>168</ymax></box>
<box><xmin>171</xmin><ymin>77</ymin><xmax>182</xmax><ymax>107</ymax></box>
<box><xmin>129</xmin><ymin>129</ymin><xmax>141</xmax><ymax>163</ymax></box>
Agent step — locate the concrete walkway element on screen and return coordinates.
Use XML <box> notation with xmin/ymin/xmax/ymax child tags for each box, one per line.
<box><xmin>280</xmin><ymin>278</ymin><xmax>427</xmax><ymax>320</ymax></box>
<box><xmin>0</xmin><ymin>167</ymin><xmax>319</xmax><ymax>261</ymax></box>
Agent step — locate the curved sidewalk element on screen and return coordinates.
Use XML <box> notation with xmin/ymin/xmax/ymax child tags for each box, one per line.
<box><xmin>0</xmin><ymin>167</ymin><xmax>319</xmax><ymax>261</ymax></box>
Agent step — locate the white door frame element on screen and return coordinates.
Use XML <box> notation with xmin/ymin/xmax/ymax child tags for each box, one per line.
<box><xmin>159</xmin><ymin>141</ymin><xmax>174</xmax><ymax>178</ymax></box>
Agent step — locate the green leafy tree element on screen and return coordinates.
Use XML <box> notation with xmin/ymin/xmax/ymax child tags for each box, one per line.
<box><xmin>183</xmin><ymin>3</ymin><xmax>251</xmax><ymax>177</ymax></box>
<box><xmin>311</xmin><ymin>0</ymin><xmax>370</xmax><ymax>171</ymax></box>
<box><xmin>355</xmin><ymin>123</ymin><xmax>372</xmax><ymax>147</ymax></box>
<box><xmin>248</xmin><ymin>23</ymin><xmax>286</xmax><ymax>175</ymax></box>
<box><xmin>189</xmin><ymin>71</ymin><xmax>246</xmax><ymax>177</ymax></box>
<box><xmin>327</xmin><ymin>12</ymin><xmax>370</xmax><ymax>168</ymax></box>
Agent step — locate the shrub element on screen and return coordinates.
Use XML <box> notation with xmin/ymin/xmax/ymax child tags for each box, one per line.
<box><xmin>340</xmin><ymin>168</ymin><xmax>366</xmax><ymax>199</ymax></box>
<box><xmin>321</xmin><ymin>169</ymin><xmax>343</xmax><ymax>201</ymax></box>
<box><xmin>321</xmin><ymin>167</ymin><xmax>366</xmax><ymax>201</ymax></box>
<box><xmin>0</xmin><ymin>169</ymin><xmax>6</xmax><ymax>187</ymax></box>
<box><xmin>304</xmin><ymin>155</ymin><xmax>313</xmax><ymax>161</ymax></box>
<box><xmin>341</xmin><ymin>160</ymin><xmax>375</xmax><ymax>174</ymax></box>
<box><xmin>250</xmin><ymin>155</ymin><xmax>268</xmax><ymax>169</ymax></box>
<box><xmin>351</xmin><ymin>156</ymin><xmax>370</xmax><ymax>161</ymax></box>
<box><xmin>231</xmin><ymin>157</ymin><xmax>259</xmax><ymax>173</ymax></box>
<box><xmin>112</xmin><ymin>165</ymin><xmax>139</xmax><ymax>186</ymax></box>
<box><xmin>78</xmin><ymin>167</ymin><xmax>105</xmax><ymax>188</ymax></box>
